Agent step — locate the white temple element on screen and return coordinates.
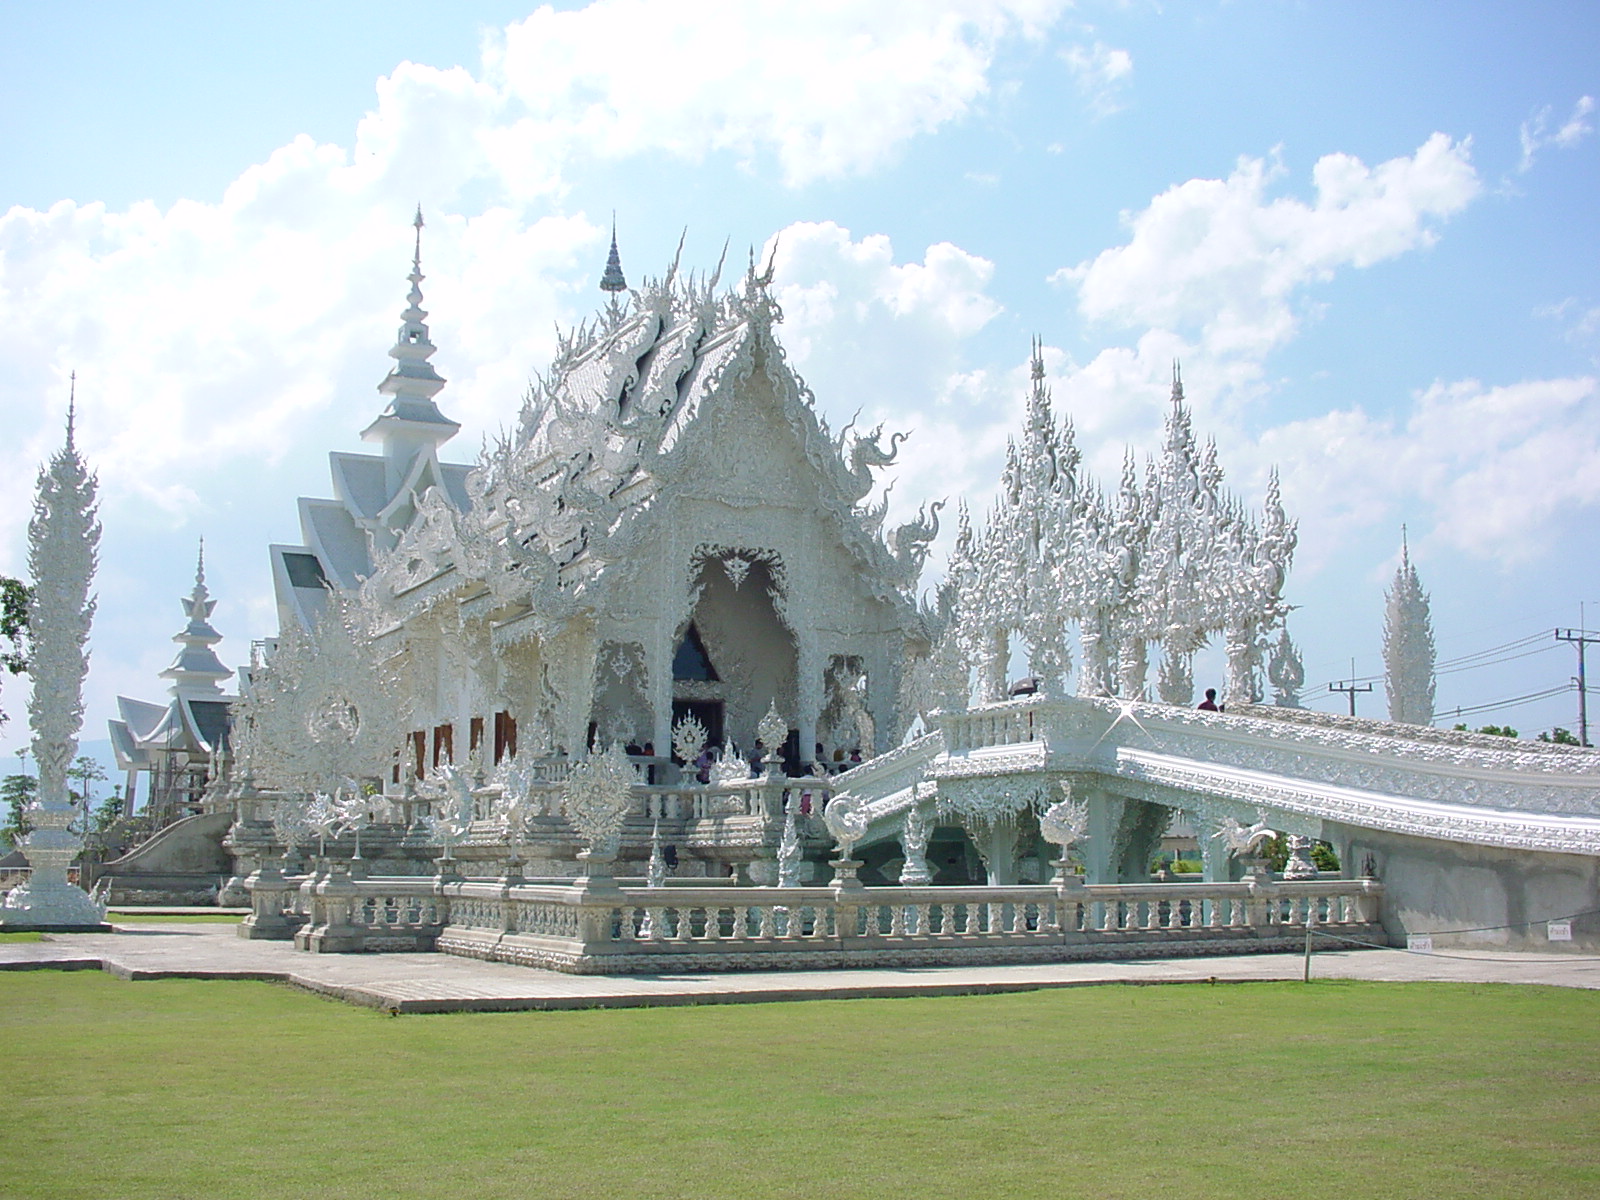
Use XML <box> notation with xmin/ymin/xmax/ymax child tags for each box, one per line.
<box><xmin>259</xmin><ymin>217</ymin><xmax>932</xmax><ymax>808</ymax></box>
<box><xmin>108</xmin><ymin>544</ymin><xmax>235</xmax><ymax>824</ymax></box>
<box><xmin>88</xmin><ymin>215</ymin><xmax>1592</xmax><ymax>964</ymax></box>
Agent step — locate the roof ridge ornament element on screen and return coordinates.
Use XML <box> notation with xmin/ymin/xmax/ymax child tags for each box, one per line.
<box><xmin>600</xmin><ymin>214</ymin><xmax>628</xmax><ymax>294</ymax></box>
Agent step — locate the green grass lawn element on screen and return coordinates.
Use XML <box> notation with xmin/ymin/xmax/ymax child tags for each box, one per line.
<box><xmin>108</xmin><ymin>913</ymin><xmax>243</xmax><ymax>924</ymax></box>
<box><xmin>1</xmin><ymin>973</ymin><xmax>1595</xmax><ymax>1200</ymax></box>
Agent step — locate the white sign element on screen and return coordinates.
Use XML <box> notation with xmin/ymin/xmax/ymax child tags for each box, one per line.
<box><xmin>1406</xmin><ymin>935</ymin><xmax>1433</xmax><ymax>953</ymax></box>
<box><xmin>1548</xmin><ymin>921</ymin><xmax>1573</xmax><ymax>942</ymax></box>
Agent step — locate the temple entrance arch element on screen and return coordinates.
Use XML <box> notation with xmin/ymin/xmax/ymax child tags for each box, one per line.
<box><xmin>672</xmin><ymin>549</ymin><xmax>798</xmax><ymax>757</ymax></box>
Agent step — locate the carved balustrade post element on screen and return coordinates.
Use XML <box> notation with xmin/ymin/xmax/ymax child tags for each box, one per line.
<box><xmin>238</xmin><ymin>862</ymin><xmax>294</xmax><ymax>940</ymax></box>
<box><xmin>830</xmin><ymin>857</ymin><xmax>864</xmax><ymax>945</ymax></box>
<box><xmin>297</xmin><ymin>863</ymin><xmax>364</xmax><ymax>953</ymax></box>
<box><xmin>1054</xmin><ymin>872</ymin><xmax>1087</xmax><ymax>942</ymax></box>
<box><xmin>1354</xmin><ymin>879</ymin><xmax>1382</xmax><ymax>925</ymax></box>
<box><xmin>1244</xmin><ymin>874</ymin><xmax>1272</xmax><ymax>929</ymax></box>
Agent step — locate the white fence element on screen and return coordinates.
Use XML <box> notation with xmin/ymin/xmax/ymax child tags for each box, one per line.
<box><xmin>243</xmin><ymin>866</ymin><xmax>1384</xmax><ymax>973</ymax></box>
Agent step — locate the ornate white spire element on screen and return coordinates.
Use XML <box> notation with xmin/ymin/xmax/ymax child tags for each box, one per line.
<box><xmin>361</xmin><ymin>208</ymin><xmax>460</xmax><ymax>483</ymax></box>
<box><xmin>2</xmin><ymin>389</ymin><xmax>105</xmax><ymax>926</ymax></box>
<box><xmin>159</xmin><ymin>539</ymin><xmax>233</xmax><ymax>699</ymax></box>
<box><xmin>1383</xmin><ymin>527</ymin><xmax>1435</xmax><ymax>724</ymax></box>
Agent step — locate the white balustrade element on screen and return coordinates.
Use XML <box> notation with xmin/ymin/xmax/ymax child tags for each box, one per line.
<box><xmin>245</xmin><ymin>871</ymin><xmax>1382</xmax><ymax>965</ymax></box>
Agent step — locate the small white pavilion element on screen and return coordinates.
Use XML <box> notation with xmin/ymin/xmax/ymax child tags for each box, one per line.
<box><xmin>108</xmin><ymin>544</ymin><xmax>236</xmax><ymax>824</ymax></box>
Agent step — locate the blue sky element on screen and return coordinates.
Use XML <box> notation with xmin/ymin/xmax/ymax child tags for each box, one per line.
<box><xmin>2</xmin><ymin>0</ymin><xmax>1598</xmax><ymax>772</ymax></box>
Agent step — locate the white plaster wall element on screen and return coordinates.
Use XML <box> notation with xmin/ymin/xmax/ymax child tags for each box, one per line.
<box><xmin>1329</xmin><ymin>823</ymin><xmax>1600</xmax><ymax>951</ymax></box>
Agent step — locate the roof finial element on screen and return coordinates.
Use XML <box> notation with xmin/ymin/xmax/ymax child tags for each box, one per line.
<box><xmin>1401</xmin><ymin>522</ymin><xmax>1409</xmax><ymax>563</ymax></box>
<box><xmin>749</xmin><ymin>237</ymin><xmax>779</xmax><ymax>290</ymax></box>
<box><xmin>66</xmin><ymin>370</ymin><xmax>77</xmax><ymax>448</ymax></box>
<box><xmin>1171</xmin><ymin>359</ymin><xmax>1184</xmax><ymax>404</ymax></box>
<box><xmin>600</xmin><ymin>213</ymin><xmax>628</xmax><ymax>294</ymax></box>
<box><xmin>412</xmin><ymin>204</ymin><xmax>424</xmax><ymax>274</ymax></box>
<box><xmin>708</xmin><ymin>237</ymin><xmax>730</xmax><ymax>290</ymax></box>
<box><xmin>1030</xmin><ymin>336</ymin><xmax>1046</xmax><ymax>383</ymax></box>
<box><xmin>196</xmin><ymin>536</ymin><xmax>207</xmax><ymax>590</ymax></box>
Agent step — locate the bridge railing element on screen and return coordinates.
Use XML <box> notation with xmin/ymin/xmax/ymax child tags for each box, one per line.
<box><xmin>248</xmin><ymin>870</ymin><xmax>1384</xmax><ymax>970</ymax></box>
<box><xmin>942</xmin><ymin>700</ymin><xmax>1048</xmax><ymax>754</ymax></box>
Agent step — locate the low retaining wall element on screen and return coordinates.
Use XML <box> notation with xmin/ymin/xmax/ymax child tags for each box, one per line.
<box><xmin>244</xmin><ymin>868</ymin><xmax>1386</xmax><ymax>974</ymax></box>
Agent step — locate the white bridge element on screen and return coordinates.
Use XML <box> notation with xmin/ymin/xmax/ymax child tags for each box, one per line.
<box><xmin>836</xmin><ymin>695</ymin><xmax>1600</xmax><ymax>949</ymax></box>
<box><xmin>235</xmin><ymin>697</ymin><xmax>1600</xmax><ymax>970</ymax></box>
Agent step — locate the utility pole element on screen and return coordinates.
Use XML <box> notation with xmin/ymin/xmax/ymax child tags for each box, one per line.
<box><xmin>1555</xmin><ymin>623</ymin><xmax>1597</xmax><ymax>747</ymax></box>
<box><xmin>1329</xmin><ymin>658</ymin><xmax>1373</xmax><ymax>717</ymax></box>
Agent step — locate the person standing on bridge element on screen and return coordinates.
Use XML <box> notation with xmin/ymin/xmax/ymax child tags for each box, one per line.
<box><xmin>1197</xmin><ymin>688</ymin><xmax>1224</xmax><ymax>713</ymax></box>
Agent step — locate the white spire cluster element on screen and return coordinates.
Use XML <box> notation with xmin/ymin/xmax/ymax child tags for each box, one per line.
<box><xmin>940</xmin><ymin>356</ymin><xmax>1297</xmax><ymax>706</ymax></box>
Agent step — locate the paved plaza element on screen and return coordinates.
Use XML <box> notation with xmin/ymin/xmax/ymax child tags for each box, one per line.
<box><xmin>1</xmin><ymin>920</ymin><xmax>1597</xmax><ymax>1012</ymax></box>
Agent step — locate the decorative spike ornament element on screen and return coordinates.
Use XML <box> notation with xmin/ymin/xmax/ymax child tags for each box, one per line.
<box><xmin>1268</xmin><ymin>627</ymin><xmax>1306</xmax><ymax>708</ymax></box>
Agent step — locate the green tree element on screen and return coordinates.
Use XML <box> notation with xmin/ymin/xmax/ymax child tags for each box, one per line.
<box><xmin>71</xmin><ymin>754</ymin><xmax>107</xmax><ymax>805</ymax></box>
<box><xmin>0</xmin><ymin>575</ymin><xmax>28</xmax><ymax>727</ymax></box>
<box><xmin>2</xmin><ymin>773</ymin><xmax>36</xmax><ymax>848</ymax></box>
<box><xmin>90</xmin><ymin>787</ymin><xmax>124</xmax><ymax>834</ymax></box>
<box><xmin>1538</xmin><ymin>727</ymin><xmax>1582</xmax><ymax>746</ymax></box>
<box><xmin>1453</xmin><ymin>723</ymin><xmax>1519</xmax><ymax>738</ymax></box>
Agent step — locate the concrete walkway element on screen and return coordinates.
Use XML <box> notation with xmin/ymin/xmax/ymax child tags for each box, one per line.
<box><xmin>2</xmin><ymin>922</ymin><xmax>1597</xmax><ymax>1012</ymax></box>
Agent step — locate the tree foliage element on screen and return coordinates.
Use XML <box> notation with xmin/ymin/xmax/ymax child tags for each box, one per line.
<box><xmin>2</xmin><ymin>773</ymin><xmax>36</xmax><ymax>848</ymax></box>
<box><xmin>0</xmin><ymin>575</ymin><xmax>28</xmax><ymax>727</ymax></box>
<box><xmin>1539</xmin><ymin>727</ymin><xmax>1582</xmax><ymax>746</ymax></box>
<box><xmin>1453</xmin><ymin>723</ymin><xmax>1519</xmax><ymax>738</ymax></box>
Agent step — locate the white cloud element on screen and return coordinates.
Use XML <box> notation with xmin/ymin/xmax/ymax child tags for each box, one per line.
<box><xmin>769</xmin><ymin>220</ymin><xmax>1003</xmax><ymax>371</ymax></box>
<box><xmin>1518</xmin><ymin>95</ymin><xmax>1596</xmax><ymax>172</ymax></box>
<box><xmin>1056</xmin><ymin>134</ymin><xmax>1480</xmax><ymax>363</ymax></box>
<box><xmin>760</xmin><ymin>220</ymin><xmax>1037</xmax><ymax>576</ymax></box>
<box><xmin>486</xmin><ymin>0</ymin><xmax>1069</xmax><ymax>186</ymax></box>
<box><xmin>0</xmin><ymin>2</ymin><xmax>1075</xmax><ymax>758</ymax></box>
<box><xmin>1257</xmin><ymin>376</ymin><xmax>1600</xmax><ymax>569</ymax></box>
<box><xmin>1060</xmin><ymin>40</ymin><xmax>1133</xmax><ymax>116</ymax></box>
<box><xmin>0</xmin><ymin>0</ymin><xmax>1068</xmax><ymax>557</ymax></box>
<box><xmin>1535</xmin><ymin>297</ymin><xmax>1600</xmax><ymax>355</ymax></box>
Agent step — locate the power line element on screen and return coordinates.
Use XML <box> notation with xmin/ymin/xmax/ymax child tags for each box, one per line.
<box><xmin>1435</xmin><ymin>682</ymin><xmax>1575</xmax><ymax>722</ymax></box>
<box><xmin>1436</xmin><ymin>630</ymin><xmax>1551</xmax><ymax>670</ymax></box>
<box><xmin>1435</xmin><ymin>642</ymin><xmax>1559</xmax><ymax>677</ymax></box>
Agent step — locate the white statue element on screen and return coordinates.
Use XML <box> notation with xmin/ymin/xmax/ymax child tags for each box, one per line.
<box><xmin>822</xmin><ymin>793</ymin><xmax>869</xmax><ymax>861</ymax></box>
<box><xmin>898</xmin><ymin>804</ymin><xmax>933</xmax><ymax>885</ymax></box>
<box><xmin>1039</xmin><ymin>784</ymin><xmax>1090</xmax><ymax>854</ymax></box>
<box><xmin>1213</xmin><ymin>812</ymin><xmax>1275</xmax><ymax>858</ymax></box>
